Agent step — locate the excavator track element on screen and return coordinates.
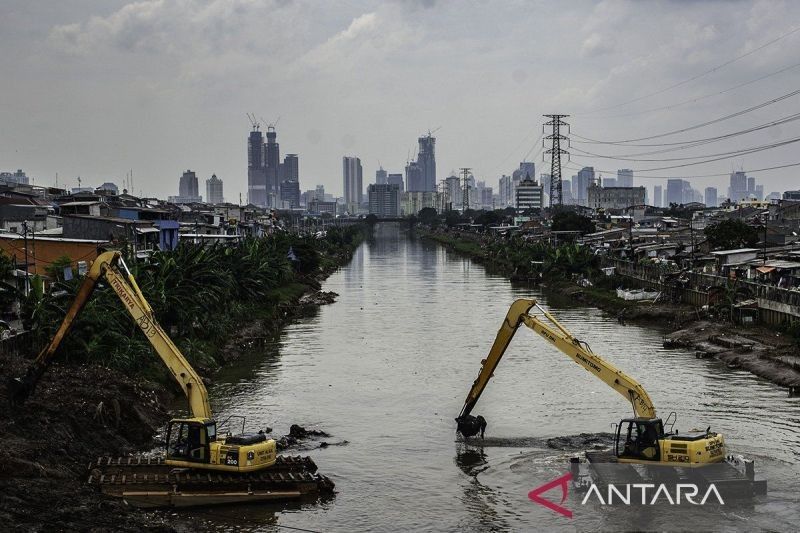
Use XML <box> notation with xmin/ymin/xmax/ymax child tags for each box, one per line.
<box><xmin>87</xmin><ymin>455</ymin><xmax>334</xmax><ymax>508</ymax></box>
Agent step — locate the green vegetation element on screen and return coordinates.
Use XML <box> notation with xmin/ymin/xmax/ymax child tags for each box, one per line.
<box><xmin>704</xmin><ymin>219</ymin><xmax>761</xmax><ymax>250</ymax></box>
<box><xmin>20</xmin><ymin>225</ymin><xmax>367</xmax><ymax>375</ymax></box>
<box><xmin>551</xmin><ymin>211</ymin><xmax>595</xmax><ymax>234</ymax></box>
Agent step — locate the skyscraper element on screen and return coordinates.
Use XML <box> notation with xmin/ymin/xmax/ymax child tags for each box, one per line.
<box><xmin>653</xmin><ymin>185</ymin><xmax>662</xmax><ymax>207</ymax></box>
<box><xmin>405</xmin><ymin>161</ymin><xmax>423</xmax><ymax>192</ymax></box>
<box><xmin>417</xmin><ymin>135</ymin><xmax>437</xmax><ymax>192</ymax></box>
<box><xmin>387</xmin><ymin>173</ymin><xmax>404</xmax><ymax>191</ymax></box>
<box><xmin>445</xmin><ymin>174</ymin><xmax>461</xmax><ymax>210</ymax></box>
<box><xmin>282</xmin><ymin>154</ymin><xmax>299</xmax><ymax>182</ymax></box>
<box><xmin>179</xmin><ymin>170</ymin><xmax>199</xmax><ymax>199</ymax></box>
<box><xmin>728</xmin><ymin>171</ymin><xmax>747</xmax><ymax>201</ymax></box>
<box><xmin>498</xmin><ymin>174</ymin><xmax>513</xmax><ymax>207</ymax></box>
<box><xmin>574</xmin><ymin>167</ymin><xmax>594</xmax><ymax>206</ymax></box>
<box><xmin>617</xmin><ymin>169</ymin><xmax>634</xmax><ymax>188</ymax></box>
<box><xmin>666</xmin><ymin>179</ymin><xmax>686</xmax><ymax>205</ymax></box>
<box><xmin>206</xmin><ymin>174</ymin><xmax>223</xmax><ymax>204</ymax></box>
<box><xmin>376</xmin><ymin>167</ymin><xmax>388</xmax><ymax>185</ymax></box>
<box><xmin>704</xmin><ymin>187</ymin><xmax>717</xmax><ymax>207</ymax></box>
<box><xmin>247</xmin><ymin>128</ymin><xmax>267</xmax><ymax>206</ymax></box>
<box><xmin>265</xmin><ymin>126</ymin><xmax>280</xmax><ymax>199</ymax></box>
<box><xmin>343</xmin><ymin>156</ymin><xmax>363</xmax><ymax>206</ymax></box>
<box><xmin>519</xmin><ymin>161</ymin><xmax>535</xmax><ymax>180</ymax></box>
<box><xmin>280</xmin><ymin>180</ymin><xmax>300</xmax><ymax>208</ymax></box>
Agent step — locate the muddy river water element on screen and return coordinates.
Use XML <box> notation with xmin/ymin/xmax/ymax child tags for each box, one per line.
<box><xmin>202</xmin><ymin>224</ymin><xmax>800</xmax><ymax>532</ymax></box>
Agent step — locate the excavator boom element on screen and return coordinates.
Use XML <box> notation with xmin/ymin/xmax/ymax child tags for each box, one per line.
<box><xmin>457</xmin><ymin>298</ymin><xmax>656</xmax><ymax>435</ymax></box>
<box><xmin>10</xmin><ymin>251</ymin><xmax>211</xmax><ymax>419</ymax></box>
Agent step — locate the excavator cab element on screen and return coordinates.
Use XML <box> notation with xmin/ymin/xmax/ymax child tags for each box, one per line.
<box><xmin>166</xmin><ymin>418</ymin><xmax>215</xmax><ymax>464</ymax></box>
<box><xmin>615</xmin><ymin>417</ymin><xmax>664</xmax><ymax>462</ymax></box>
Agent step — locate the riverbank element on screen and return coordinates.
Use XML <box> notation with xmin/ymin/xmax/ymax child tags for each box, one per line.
<box><xmin>0</xmin><ymin>226</ymin><xmax>367</xmax><ymax>531</ymax></box>
<box><xmin>420</xmin><ymin>226</ymin><xmax>800</xmax><ymax>391</ymax></box>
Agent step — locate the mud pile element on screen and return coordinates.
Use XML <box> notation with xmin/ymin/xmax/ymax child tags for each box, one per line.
<box><xmin>0</xmin><ymin>351</ymin><xmax>182</xmax><ymax>531</ymax></box>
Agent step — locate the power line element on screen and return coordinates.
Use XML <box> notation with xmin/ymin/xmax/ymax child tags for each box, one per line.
<box><xmin>580</xmin><ymin>60</ymin><xmax>800</xmax><ymax>120</ymax></box>
<box><xmin>574</xmin><ymin>87</ymin><xmax>800</xmax><ymax>144</ymax></box>
<box><xmin>571</xmin><ymin>133</ymin><xmax>800</xmax><ymax>163</ymax></box>
<box><xmin>564</xmin><ymin>159</ymin><xmax>800</xmax><ymax>179</ymax></box>
<box><xmin>572</xmin><ymin>111</ymin><xmax>800</xmax><ymax>150</ymax></box>
<box><xmin>576</xmin><ymin>25</ymin><xmax>800</xmax><ymax>116</ymax></box>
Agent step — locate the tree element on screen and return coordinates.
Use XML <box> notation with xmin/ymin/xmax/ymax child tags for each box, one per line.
<box><xmin>364</xmin><ymin>214</ymin><xmax>378</xmax><ymax>226</ymax></box>
<box><xmin>551</xmin><ymin>212</ymin><xmax>595</xmax><ymax>234</ymax></box>
<box><xmin>445</xmin><ymin>211</ymin><xmax>463</xmax><ymax>227</ymax></box>
<box><xmin>475</xmin><ymin>210</ymin><xmax>503</xmax><ymax>227</ymax></box>
<box><xmin>417</xmin><ymin>207</ymin><xmax>439</xmax><ymax>226</ymax></box>
<box><xmin>704</xmin><ymin>219</ymin><xmax>760</xmax><ymax>250</ymax></box>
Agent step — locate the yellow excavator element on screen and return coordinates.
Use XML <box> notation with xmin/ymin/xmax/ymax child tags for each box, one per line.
<box><xmin>10</xmin><ymin>250</ymin><xmax>277</xmax><ymax>473</ymax></box>
<box><xmin>456</xmin><ymin>299</ymin><xmax>726</xmax><ymax>466</ymax></box>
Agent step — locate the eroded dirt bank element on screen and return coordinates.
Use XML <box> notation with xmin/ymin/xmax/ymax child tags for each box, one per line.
<box><xmin>0</xmin><ymin>355</ymin><xmax>178</xmax><ymax>531</ymax></box>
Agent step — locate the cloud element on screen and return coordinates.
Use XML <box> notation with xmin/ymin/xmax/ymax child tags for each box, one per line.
<box><xmin>581</xmin><ymin>32</ymin><xmax>615</xmax><ymax>57</ymax></box>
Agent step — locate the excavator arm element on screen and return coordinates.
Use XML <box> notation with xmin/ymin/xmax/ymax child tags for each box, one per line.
<box><xmin>457</xmin><ymin>298</ymin><xmax>656</xmax><ymax>436</ymax></box>
<box><xmin>10</xmin><ymin>251</ymin><xmax>211</xmax><ymax>419</ymax></box>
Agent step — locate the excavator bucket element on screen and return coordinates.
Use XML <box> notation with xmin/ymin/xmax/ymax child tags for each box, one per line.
<box><xmin>456</xmin><ymin>415</ymin><xmax>486</xmax><ymax>438</ymax></box>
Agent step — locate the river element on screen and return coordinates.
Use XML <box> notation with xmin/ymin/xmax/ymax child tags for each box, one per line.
<box><xmin>202</xmin><ymin>223</ymin><xmax>800</xmax><ymax>532</ymax></box>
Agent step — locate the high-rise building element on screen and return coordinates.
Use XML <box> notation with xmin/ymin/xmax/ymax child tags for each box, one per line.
<box><xmin>206</xmin><ymin>174</ymin><xmax>224</xmax><ymax>204</ymax></box>
<box><xmin>247</xmin><ymin>128</ymin><xmax>267</xmax><ymax>206</ymax></box>
<box><xmin>516</xmin><ymin>175</ymin><xmax>543</xmax><ymax>211</ymax></box>
<box><xmin>417</xmin><ymin>135</ymin><xmax>437</xmax><ymax>192</ymax></box>
<box><xmin>604</xmin><ymin>177</ymin><xmax>617</xmax><ymax>187</ymax></box>
<box><xmin>405</xmin><ymin>161</ymin><xmax>423</xmax><ymax>192</ymax></box>
<box><xmin>587</xmin><ymin>184</ymin><xmax>646</xmax><ymax>210</ymax></box>
<box><xmin>755</xmin><ymin>184</ymin><xmax>764</xmax><ymax>200</ymax></box>
<box><xmin>387</xmin><ymin>173</ymin><xmax>404</xmax><ymax>191</ymax></box>
<box><xmin>368</xmin><ymin>183</ymin><xmax>401</xmax><ymax>217</ymax></box>
<box><xmin>666</xmin><ymin>179</ymin><xmax>687</xmax><ymax>205</ymax></box>
<box><xmin>343</xmin><ymin>156</ymin><xmax>363</xmax><ymax>206</ymax></box>
<box><xmin>540</xmin><ymin>174</ymin><xmax>552</xmax><ymax>207</ymax></box>
<box><xmin>519</xmin><ymin>161</ymin><xmax>535</xmax><ymax>180</ymax></box>
<box><xmin>747</xmin><ymin>176</ymin><xmax>756</xmax><ymax>196</ymax></box>
<box><xmin>728</xmin><ymin>171</ymin><xmax>747</xmax><ymax>201</ymax></box>
<box><xmin>376</xmin><ymin>167</ymin><xmax>388</xmax><ymax>185</ymax></box>
<box><xmin>280</xmin><ymin>180</ymin><xmax>300</xmax><ymax>208</ymax></box>
<box><xmin>573</xmin><ymin>167</ymin><xmax>594</xmax><ymax>205</ymax></box>
<box><xmin>179</xmin><ymin>170</ymin><xmax>200</xmax><ymax>199</ymax></box>
<box><xmin>445</xmin><ymin>174</ymin><xmax>461</xmax><ymax>210</ymax></box>
<box><xmin>282</xmin><ymin>154</ymin><xmax>299</xmax><ymax>182</ymax></box>
<box><xmin>617</xmin><ymin>169</ymin><xmax>634</xmax><ymax>188</ymax></box>
<box><xmin>265</xmin><ymin>126</ymin><xmax>280</xmax><ymax>199</ymax></box>
<box><xmin>499</xmin><ymin>174</ymin><xmax>513</xmax><ymax>207</ymax></box>
<box><xmin>562</xmin><ymin>179</ymin><xmax>573</xmax><ymax>204</ymax></box>
<box><xmin>653</xmin><ymin>185</ymin><xmax>662</xmax><ymax>207</ymax></box>
<box><xmin>704</xmin><ymin>187</ymin><xmax>717</xmax><ymax>207</ymax></box>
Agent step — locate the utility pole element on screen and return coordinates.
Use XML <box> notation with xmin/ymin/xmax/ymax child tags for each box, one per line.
<box><xmin>543</xmin><ymin>114</ymin><xmax>570</xmax><ymax>209</ymax></box>
<box><xmin>460</xmin><ymin>168</ymin><xmax>471</xmax><ymax>213</ymax></box>
<box><xmin>22</xmin><ymin>221</ymin><xmax>29</xmax><ymax>296</ymax></box>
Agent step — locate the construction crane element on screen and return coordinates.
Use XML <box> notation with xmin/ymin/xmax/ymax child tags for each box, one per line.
<box><xmin>246</xmin><ymin>113</ymin><xmax>260</xmax><ymax>130</ymax></box>
<box><xmin>456</xmin><ymin>299</ymin><xmax>727</xmax><ymax>466</ymax></box>
<box><xmin>10</xmin><ymin>251</ymin><xmax>278</xmax><ymax>473</ymax></box>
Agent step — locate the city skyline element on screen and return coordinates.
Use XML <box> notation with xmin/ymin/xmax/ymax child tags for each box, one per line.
<box><xmin>3</xmin><ymin>1</ymin><xmax>800</xmax><ymax>202</ymax></box>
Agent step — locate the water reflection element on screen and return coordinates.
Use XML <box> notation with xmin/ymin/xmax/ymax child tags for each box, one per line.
<box><xmin>206</xmin><ymin>224</ymin><xmax>799</xmax><ymax>532</ymax></box>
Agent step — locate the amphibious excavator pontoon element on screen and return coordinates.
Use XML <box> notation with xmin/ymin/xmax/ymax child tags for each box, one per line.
<box><xmin>456</xmin><ymin>299</ymin><xmax>765</xmax><ymax>496</ymax></box>
<box><xmin>10</xmin><ymin>251</ymin><xmax>333</xmax><ymax>507</ymax></box>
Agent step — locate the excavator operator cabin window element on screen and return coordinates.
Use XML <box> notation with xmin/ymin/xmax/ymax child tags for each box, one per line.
<box><xmin>169</xmin><ymin>422</ymin><xmax>190</xmax><ymax>458</ymax></box>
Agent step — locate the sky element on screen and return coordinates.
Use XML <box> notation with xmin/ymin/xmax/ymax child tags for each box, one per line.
<box><xmin>2</xmin><ymin>0</ymin><xmax>799</xmax><ymax>202</ymax></box>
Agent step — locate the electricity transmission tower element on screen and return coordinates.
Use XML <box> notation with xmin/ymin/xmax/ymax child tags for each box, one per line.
<box><xmin>460</xmin><ymin>167</ymin><xmax>472</xmax><ymax>212</ymax></box>
<box><xmin>543</xmin><ymin>114</ymin><xmax>570</xmax><ymax>208</ymax></box>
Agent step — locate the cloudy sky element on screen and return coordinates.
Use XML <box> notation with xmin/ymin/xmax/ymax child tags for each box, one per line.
<box><xmin>2</xmin><ymin>0</ymin><xmax>799</xmax><ymax>201</ymax></box>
